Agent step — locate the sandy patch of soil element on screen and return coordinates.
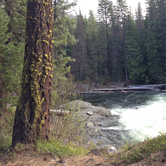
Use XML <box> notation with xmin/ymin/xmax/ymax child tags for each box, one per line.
<box><xmin>1</xmin><ymin>150</ymin><xmax>166</xmax><ymax>166</ymax></box>
<box><xmin>1</xmin><ymin>151</ymin><xmax>110</xmax><ymax>166</ymax></box>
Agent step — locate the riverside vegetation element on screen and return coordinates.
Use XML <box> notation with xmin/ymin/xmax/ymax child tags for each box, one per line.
<box><xmin>1</xmin><ymin>79</ymin><xmax>166</xmax><ymax>165</ymax></box>
<box><xmin>1</xmin><ymin>100</ymin><xmax>166</xmax><ymax>165</ymax></box>
<box><xmin>0</xmin><ymin>70</ymin><xmax>166</xmax><ymax>165</ymax></box>
<box><xmin>1</xmin><ymin>0</ymin><xmax>166</xmax><ymax>165</ymax></box>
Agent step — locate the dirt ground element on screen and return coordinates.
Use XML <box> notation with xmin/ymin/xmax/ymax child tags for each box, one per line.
<box><xmin>0</xmin><ymin>151</ymin><xmax>110</xmax><ymax>166</ymax></box>
<box><xmin>1</xmin><ymin>149</ymin><xmax>166</xmax><ymax>166</ymax></box>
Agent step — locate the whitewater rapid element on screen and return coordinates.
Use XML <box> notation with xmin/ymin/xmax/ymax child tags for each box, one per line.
<box><xmin>83</xmin><ymin>92</ymin><xmax>166</xmax><ymax>143</ymax></box>
<box><xmin>111</xmin><ymin>93</ymin><xmax>166</xmax><ymax>142</ymax></box>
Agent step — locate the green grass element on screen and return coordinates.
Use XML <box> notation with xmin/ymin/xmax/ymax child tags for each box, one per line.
<box><xmin>35</xmin><ymin>139</ymin><xmax>89</xmax><ymax>157</ymax></box>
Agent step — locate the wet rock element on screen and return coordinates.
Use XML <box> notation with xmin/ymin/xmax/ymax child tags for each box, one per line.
<box><xmin>96</xmin><ymin>109</ymin><xmax>111</xmax><ymax>117</ymax></box>
<box><xmin>98</xmin><ymin>118</ymin><xmax>118</xmax><ymax>127</ymax></box>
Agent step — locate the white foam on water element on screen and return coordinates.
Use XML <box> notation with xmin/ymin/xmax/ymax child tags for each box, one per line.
<box><xmin>111</xmin><ymin>95</ymin><xmax>166</xmax><ymax>142</ymax></box>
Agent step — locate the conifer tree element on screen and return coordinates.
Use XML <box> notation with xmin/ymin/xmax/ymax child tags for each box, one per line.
<box><xmin>0</xmin><ymin>4</ymin><xmax>24</xmax><ymax>114</ymax></box>
<box><xmin>108</xmin><ymin>2</ymin><xmax>122</xmax><ymax>80</ymax></box>
<box><xmin>98</xmin><ymin>0</ymin><xmax>111</xmax><ymax>74</ymax></box>
<box><xmin>145</xmin><ymin>0</ymin><xmax>166</xmax><ymax>83</ymax></box>
<box><xmin>87</xmin><ymin>11</ymin><xmax>100</xmax><ymax>82</ymax></box>
<box><xmin>96</xmin><ymin>21</ymin><xmax>108</xmax><ymax>80</ymax></box>
<box><xmin>12</xmin><ymin>0</ymin><xmax>53</xmax><ymax>147</ymax></box>
<box><xmin>1</xmin><ymin>0</ymin><xmax>26</xmax><ymax>44</ymax></box>
<box><xmin>136</xmin><ymin>2</ymin><xmax>143</xmax><ymax>37</ymax></box>
<box><xmin>116</xmin><ymin>0</ymin><xmax>129</xmax><ymax>83</ymax></box>
<box><xmin>125</xmin><ymin>13</ymin><xmax>144</xmax><ymax>83</ymax></box>
<box><xmin>51</xmin><ymin>0</ymin><xmax>77</xmax><ymax>107</ymax></box>
<box><xmin>71</xmin><ymin>10</ymin><xmax>89</xmax><ymax>80</ymax></box>
<box><xmin>52</xmin><ymin>0</ymin><xmax>76</xmax><ymax>80</ymax></box>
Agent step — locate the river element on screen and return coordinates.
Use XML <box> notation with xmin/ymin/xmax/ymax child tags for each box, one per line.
<box><xmin>82</xmin><ymin>92</ymin><xmax>166</xmax><ymax>143</ymax></box>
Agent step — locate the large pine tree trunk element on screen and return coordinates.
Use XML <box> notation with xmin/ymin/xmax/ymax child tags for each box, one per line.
<box><xmin>12</xmin><ymin>0</ymin><xmax>53</xmax><ymax>147</ymax></box>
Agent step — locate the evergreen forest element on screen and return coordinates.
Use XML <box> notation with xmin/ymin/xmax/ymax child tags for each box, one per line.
<box><xmin>71</xmin><ymin>0</ymin><xmax>166</xmax><ymax>85</ymax></box>
<box><xmin>1</xmin><ymin>0</ymin><xmax>166</xmax><ymax>112</ymax></box>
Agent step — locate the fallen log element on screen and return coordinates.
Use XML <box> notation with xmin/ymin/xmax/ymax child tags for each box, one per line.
<box><xmin>94</xmin><ymin>84</ymin><xmax>166</xmax><ymax>93</ymax></box>
<box><xmin>50</xmin><ymin>109</ymin><xmax>70</xmax><ymax>116</ymax></box>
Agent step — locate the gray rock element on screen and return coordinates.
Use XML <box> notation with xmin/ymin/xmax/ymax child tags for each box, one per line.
<box><xmin>106</xmin><ymin>145</ymin><xmax>117</xmax><ymax>154</ymax></box>
<box><xmin>57</xmin><ymin>100</ymin><xmax>129</xmax><ymax>151</ymax></box>
<box><xmin>88</xmin><ymin>126</ymin><xmax>100</xmax><ymax>137</ymax></box>
<box><xmin>88</xmin><ymin>114</ymin><xmax>103</xmax><ymax>121</ymax></box>
<box><xmin>61</xmin><ymin>100</ymin><xmax>91</xmax><ymax>111</ymax></box>
<box><xmin>88</xmin><ymin>149</ymin><xmax>102</xmax><ymax>156</ymax></box>
<box><xmin>96</xmin><ymin>108</ymin><xmax>111</xmax><ymax>117</ymax></box>
<box><xmin>86</xmin><ymin>111</ymin><xmax>93</xmax><ymax>116</ymax></box>
<box><xmin>65</xmin><ymin>100</ymin><xmax>111</xmax><ymax>117</ymax></box>
<box><xmin>101</xmin><ymin>145</ymin><xmax>117</xmax><ymax>155</ymax></box>
<box><xmin>99</xmin><ymin>118</ymin><xmax>118</xmax><ymax>127</ymax></box>
<box><xmin>96</xmin><ymin>122</ymin><xmax>102</xmax><ymax>126</ymax></box>
<box><xmin>87</xmin><ymin>122</ymin><xmax>94</xmax><ymax>128</ymax></box>
<box><xmin>98</xmin><ymin>136</ymin><xmax>114</xmax><ymax>145</ymax></box>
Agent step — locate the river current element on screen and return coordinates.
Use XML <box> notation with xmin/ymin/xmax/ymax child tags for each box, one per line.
<box><xmin>82</xmin><ymin>92</ymin><xmax>166</xmax><ymax>143</ymax></box>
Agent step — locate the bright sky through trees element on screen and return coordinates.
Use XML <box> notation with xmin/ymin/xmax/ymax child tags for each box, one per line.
<box><xmin>69</xmin><ymin>0</ymin><xmax>146</xmax><ymax>16</ymax></box>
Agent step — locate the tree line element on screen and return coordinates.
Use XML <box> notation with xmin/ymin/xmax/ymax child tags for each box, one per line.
<box><xmin>70</xmin><ymin>0</ymin><xmax>166</xmax><ymax>85</ymax></box>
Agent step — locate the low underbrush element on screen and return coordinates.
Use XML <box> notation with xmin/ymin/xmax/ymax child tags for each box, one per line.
<box><xmin>2</xmin><ymin>106</ymin><xmax>166</xmax><ymax>165</ymax></box>
<box><xmin>111</xmin><ymin>132</ymin><xmax>166</xmax><ymax>164</ymax></box>
<box><xmin>0</xmin><ymin>73</ymin><xmax>86</xmax><ymax>157</ymax></box>
<box><xmin>50</xmin><ymin>74</ymin><xmax>85</xmax><ymax>145</ymax></box>
<box><xmin>0</xmin><ymin>105</ymin><xmax>87</xmax><ymax>158</ymax></box>
<box><xmin>0</xmin><ymin>107</ymin><xmax>15</xmax><ymax>150</ymax></box>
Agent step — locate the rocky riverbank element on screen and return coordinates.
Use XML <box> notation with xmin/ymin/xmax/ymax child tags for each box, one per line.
<box><xmin>59</xmin><ymin>100</ymin><xmax>131</xmax><ymax>154</ymax></box>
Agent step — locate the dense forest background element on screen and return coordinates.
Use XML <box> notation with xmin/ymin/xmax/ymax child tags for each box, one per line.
<box><xmin>70</xmin><ymin>0</ymin><xmax>166</xmax><ymax>85</ymax></box>
<box><xmin>0</xmin><ymin>0</ymin><xmax>166</xmax><ymax>110</ymax></box>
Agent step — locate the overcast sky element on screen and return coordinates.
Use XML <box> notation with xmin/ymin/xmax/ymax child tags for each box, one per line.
<box><xmin>69</xmin><ymin>0</ymin><xmax>147</xmax><ymax>17</ymax></box>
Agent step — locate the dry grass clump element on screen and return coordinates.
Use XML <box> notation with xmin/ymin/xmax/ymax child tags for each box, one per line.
<box><xmin>50</xmin><ymin>74</ymin><xmax>85</xmax><ymax>145</ymax></box>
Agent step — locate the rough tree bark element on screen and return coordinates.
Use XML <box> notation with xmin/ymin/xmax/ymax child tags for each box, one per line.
<box><xmin>12</xmin><ymin>0</ymin><xmax>53</xmax><ymax>147</ymax></box>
